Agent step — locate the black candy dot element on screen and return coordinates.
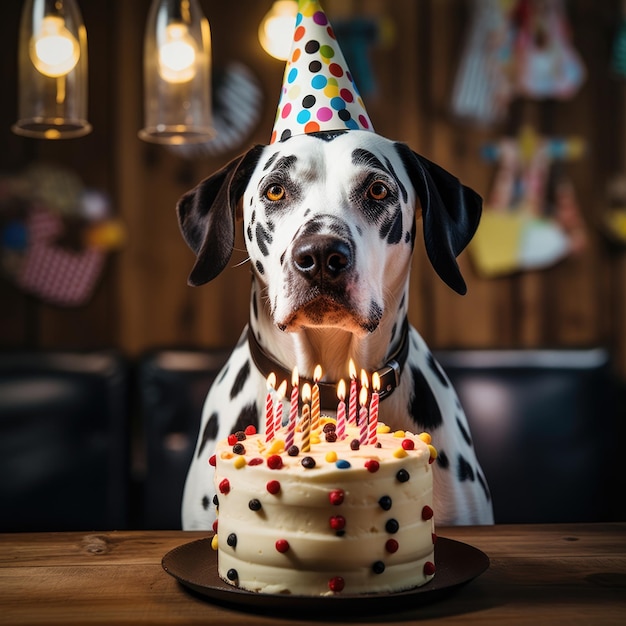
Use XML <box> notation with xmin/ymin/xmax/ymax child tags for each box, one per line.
<box><xmin>213</xmin><ymin>494</ymin><xmax>219</xmax><ymax>506</ymax></box>
<box><xmin>232</xmin><ymin>443</ymin><xmax>245</xmax><ymax>455</ymax></box>
<box><xmin>308</xmin><ymin>60</ymin><xmax>322</xmax><ymax>72</ymax></box>
<box><xmin>396</xmin><ymin>469</ymin><xmax>410</xmax><ymax>483</ymax></box>
<box><xmin>301</xmin><ymin>456</ymin><xmax>316</xmax><ymax>469</ymax></box>
<box><xmin>248</xmin><ymin>499</ymin><xmax>262</xmax><ymax>511</ymax></box>
<box><xmin>234</xmin><ymin>431</ymin><xmax>247</xmax><ymax>441</ymax></box>
<box><xmin>350</xmin><ymin>439</ymin><xmax>360</xmax><ymax>450</ymax></box>
<box><xmin>226</xmin><ymin>568</ymin><xmax>238</xmax><ymax>581</ymax></box>
<box><xmin>287</xmin><ymin>445</ymin><xmax>300</xmax><ymax>456</ymax></box>
<box><xmin>385</xmin><ymin>519</ymin><xmax>400</xmax><ymax>534</ymax></box>
<box><xmin>378</xmin><ymin>495</ymin><xmax>392</xmax><ymax>511</ymax></box>
<box><xmin>227</xmin><ymin>533</ymin><xmax>237</xmax><ymax>547</ymax></box>
<box><xmin>338</xmin><ymin>109</ymin><xmax>352</xmax><ymax>121</ymax></box>
<box><xmin>372</xmin><ymin>561</ymin><xmax>385</xmax><ymax>574</ymax></box>
<box><xmin>303</xmin><ymin>94</ymin><xmax>316</xmax><ymax>108</ymax></box>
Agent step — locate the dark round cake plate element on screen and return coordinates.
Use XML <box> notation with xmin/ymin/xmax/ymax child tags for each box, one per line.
<box><xmin>162</xmin><ymin>535</ymin><xmax>489</xmax><ymax>616</ymax></box>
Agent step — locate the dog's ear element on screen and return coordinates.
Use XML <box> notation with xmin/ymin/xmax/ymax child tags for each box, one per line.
<box><xmin>177</xmin><ymin>145</ymin><xmax>265</xmax><ymax>286</ymax></box>
<box><xmin>395</xmin><ymin>143</ymin><xmax>482</xmax><ymax>295</ymax></box>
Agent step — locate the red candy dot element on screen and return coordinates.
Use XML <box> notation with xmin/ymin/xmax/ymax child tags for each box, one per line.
<box><xmin>208</xmin><ymin>455</ymin><xmax>216</xmax><ymax>466</ymax></box>
<box><xmin>267</xmin><ymin>455</ymin><xmax>283</xmax><ymax>470</ymax></box>
<box><xmin>275</xmin><ymin>539</ymin><xmax>290</xmax><ymax>553</ymax></box>
<box><xmin>385</xmin><ymin>539</ymin><xmax>399</xmax><ymax>553</ymax></box>
<box><xmin>248</xmin><ymin>457</ymin><xmax>263</xmax><ymax>466</ymax></box>
<box><xmin>422</xmin><ymin>505</ymin><xmax>434</xmax><ymax>521</ymax></box>
<box><xmin>432</xmin><ymin>533</ymin><xmax>438</xmax><ymax>544</ymax></box>
<box><xmin>329</xmin><ymin>489</ymin><xmax>345</xmax><ymax>505</ymax></box>
<box><xmin>227</xmin><ymin>434</ymin><xmax>238</xmax><ymax>446</ymax></box>
<box><xmin>212</xmin><ymin>520</ymin><xmax>218</xmax><ymax>532</ymax></box>
<box><xmin>329</xmin><ymin>515</ymin><xmax>346</xmax><ymax>531</ymax></box>
<box><xmin>266</xmin><ymin>480</ymin><xmax>281</xmax><ymax>494</ymax></box>
<box><xmin>219</xmin><ymin>478</ymin><xmax>230</xmax><ymax>494</ymax></box>
<box><xmin>401</xmin><ymin>438</ymin><xmax>415</xmax><ymax>450</ymax></box>
<box><xmin>424</xmin><ymin>561</ymin><xmax>436</xmax><ymax>576</ymax></box>
<box><xmin>244</xmin><ymin>425</ymin><xmax>257</xmax><ymax>436</ymax></box>
<box><xmin>429</xmin><ymin>455</ymin><xmax>436</xmax><ymax>465</ymax></box>
<box><xmin>328</xmin><ymin>576</ymin><xmax>345</xmax><ymax>592</ymax></box>
<box><xmin>364</xmin><ymin>459</ymin><xmax>380</xmax><ymax>473</ymax></box>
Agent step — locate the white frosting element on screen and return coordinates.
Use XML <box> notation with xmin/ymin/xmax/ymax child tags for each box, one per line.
<box><xmin>212</xmin><ymin>421</ymin><xmax>436</xmax><ymax>595</ymax></box>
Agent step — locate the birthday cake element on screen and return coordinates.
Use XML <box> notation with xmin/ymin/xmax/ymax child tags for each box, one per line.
<box><xmin>210</xmin><ymin>411</ymin><xmax>437</xmax><ymax>596</ymax></box>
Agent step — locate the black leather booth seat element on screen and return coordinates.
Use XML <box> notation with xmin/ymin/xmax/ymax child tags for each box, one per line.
<box><xmin>0</xmin><ymin>351</ymin><xmax>129</xmax><ymax>532</ymax></box>
<box><xmin>139</xmin><ymin>349</ymin><xmax>230</xmax><ymax>529</ymax></box>
<box><xmin>435</xmin><ymin>348</ymin><xmax>622</xmax><ymax>524</ymax></box>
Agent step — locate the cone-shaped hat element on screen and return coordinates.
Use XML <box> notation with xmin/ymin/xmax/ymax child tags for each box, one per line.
<box><xmin>271</xmin><ymin>0</ymin><xmax>374</xmax><ymax>144</ymax></box>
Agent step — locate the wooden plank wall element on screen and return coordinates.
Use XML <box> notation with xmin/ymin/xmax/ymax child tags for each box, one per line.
<box><xmin>1</xmin><ymin>0</ymin><xmax>625</xmax><ymax>375</ymax></box>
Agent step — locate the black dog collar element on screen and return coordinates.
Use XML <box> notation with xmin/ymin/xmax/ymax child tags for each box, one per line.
<box><xmin>247</xmin><ymin>321</ymin><xmax>409</xmax><ymax>411</ymax></box>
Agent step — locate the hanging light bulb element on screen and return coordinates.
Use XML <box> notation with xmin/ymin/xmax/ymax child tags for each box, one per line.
<box><xmin>258</xmin><ymin>0</ymin><xmax>298</xmax><ymax>61</ymax></box>
<box><xmin>139</xmin><ymin>0</ymin><xmax>214</xmax><ymax>144</ymax></box>
<box><xmin>158</xmin><ymin>22</ymin><xmax>197</xmax><ymax>83</ymax></box>
<box><xmin>13</xmin><ymin>0</ymin><xmax>91</xmax><ymax>139</ymax></box>
<box><xmin>30</xmin><ymin>15</ymin><xmax>80</xmax><ymax>77</ymax></box>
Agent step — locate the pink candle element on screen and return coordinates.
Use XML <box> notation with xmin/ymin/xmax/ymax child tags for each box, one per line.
<box><xmin>336</xmin><ymin>379</ymin><xmax>346</xmax><ymax>440</ymax></box>
<box><xmin>348</xmin><ymin>359</ymin><xmax>357</xmax><ymax>425</ymax></box>
<box><xmin>358</xmin><ymin>386</ymin><xmax>369</xmax><ymax>445</ymax></box>
<box><xmin>311</xmin><ymin>364</ymin><xmax>322</xmax><ymax>433</ymax></box>
<box><xmin>265</xmin><ymin>372</ymin><xmax>276</xmax><ymax>443</ymax></box>
<box><xmin>369</xmin><ymin>372</ymin><xmax>380</xmax><ymax>445</ymax></box>
<box><xmin>286</xmin><ymin>367</ymin><xmax>298</xmax><ymax>449</ymax></box>
<box><xmin>275</xmin><ymin>379</ymin><xmax>287</xmax><ymax>433</ymax></box>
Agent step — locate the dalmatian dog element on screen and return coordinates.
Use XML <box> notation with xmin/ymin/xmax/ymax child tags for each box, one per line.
<box><xmin>178</xmin><ymin>129</ymin><xmax>494</xmax><ymax>530</ymax></box>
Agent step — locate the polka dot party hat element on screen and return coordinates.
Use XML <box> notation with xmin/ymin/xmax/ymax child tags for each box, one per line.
<box><xmin>271</xmin><ymin>0</ymin><xmax>374</xmax><ymax>144</ymax></box>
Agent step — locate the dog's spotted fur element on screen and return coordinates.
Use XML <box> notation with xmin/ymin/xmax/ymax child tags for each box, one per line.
<box><xmin>178</xmin><ymin>130</ymin><xmax>494</xmax><ymax>529</ymax></box>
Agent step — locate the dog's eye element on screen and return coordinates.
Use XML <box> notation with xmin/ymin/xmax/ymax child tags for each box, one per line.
<box><xmin>265</xmin><ymin>184</ymin><xmax>285</xmax><ymax>202</ymax></box>
<box><xmin>367</xmin><ymin>181</ymin><xmax>389</xmax><ymax>201</ymax></box>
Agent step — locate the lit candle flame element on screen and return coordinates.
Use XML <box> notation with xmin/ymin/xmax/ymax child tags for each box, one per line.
<box><xmin>349</xmin><ymin>358</ymin><xmax>356</xmax><ymax>379</ymax></box>
<box><xmin>359</xmin><ymin>385</ymin><xmax>368</xmax><ymax>407</ymax></box>
<box><xmin>372</xmin><ymin>372</ymin><xmax>381</xmax><ymax>392</ymax></box>
<box><xmin>302</xmin><ymin>382</ymin><xmax>311</xmax><ymax>403</ymax></box>
<box><xmin>337</xmin><ymin>379</ymin><xmax>346</xmax><ymax>400</ymax></box>
<box><xmin>291</xmin><ymin>366</ymin><xmax>299</xmax><ymax>387</ymax></box>
<box><xmin>276</xmin><ymin>379</ymin><xmax>287</xmax><ymax>399</ymax></box>
<box><xmin>267</xmin><ymin>372</ymin><xmax>276</xmax><ymax>390</ymax></box>
<box><xmin>360</xmin><ymin>369</ymin><xmax>369</xmax><ymax>389</ymax></box>
<box><xmin>314</xmin><ymin>364</ymin><xmax>322</xmax><ymax>382</ymax></box>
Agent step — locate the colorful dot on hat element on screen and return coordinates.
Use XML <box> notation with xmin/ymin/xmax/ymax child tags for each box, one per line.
<box><xmin>313</xmin><ymin>10</ymin><xmax>327</xmax><ymax>25</ymax></box>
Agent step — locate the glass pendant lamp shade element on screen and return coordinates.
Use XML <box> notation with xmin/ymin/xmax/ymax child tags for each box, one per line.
<box><xmin>12</xmin><ymin>0</ymin><xmax>91</xmax><ymax>139</ymax></box>
<box><xmin>139</xmin><ymin>0</ymin><xmax>214</xmax><ymax>144</ymax></box>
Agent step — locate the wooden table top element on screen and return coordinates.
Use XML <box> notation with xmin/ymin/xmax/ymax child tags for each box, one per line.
<box><xmin>1</xmin><ymin>523</ymin><xmax>625</xmax><ymax>625</ymax></box>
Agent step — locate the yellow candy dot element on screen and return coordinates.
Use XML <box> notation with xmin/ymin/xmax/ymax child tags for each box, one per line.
<box><xmin>325</xmin><ymin>451</ymin><xmax>338</xmax><ymax>463</ymax></box>
<box><xmin>211</xmin><ymin>535</ymin><xmax>218</xmax><ymax>551</ymax></box>
<box><xmin>220</xmin><ymin>451</ymin><xmax>233</xmax><ymax>459</ymax></box>
<box><xmin>269</xmin><ymin>439</ymin><xmax>285</xmax><ymax>454</ymax></box>
<box><xmin>419</xmin><ymin>432</ymin><xmax>432</xmax><ymax>444</ymax></box>
<box><xmin>393</xmin><ymin>430</ymin><xmax>406</xmax><ymax>438</ymax></box>
<box><xmin>377</xmin><ymin>424</ymin><xmax>391</xmax><ymax>434</ymax></box>
<box><xmin>311</xmin><ymin>436</ymin><xmax>321</xmax><ymax>445</ymax></box>
<box><xmin>393</xmin><ymin>447</ymin><xmax>408</xmax><ymax>458</ymax></box>
<box><xmin>428</xmin><ymin>444</ymin><xmax>438</xmax><ymax>460</ymax></box>
<box><xmin>233</xmin><ymin>456</ymin><xmax>246</xmax><ymax>469</ymax></box>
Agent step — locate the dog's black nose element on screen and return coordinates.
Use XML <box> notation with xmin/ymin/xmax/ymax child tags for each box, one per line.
<box><xmin>292</xmin><ymin>235</ymin><xmax>352</xmax><ymax>281</ymax></box>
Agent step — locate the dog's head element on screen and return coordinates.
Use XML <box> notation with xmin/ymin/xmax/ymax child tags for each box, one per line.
<box><xmin>177</xmin><ymin>130</ymin><xmax>481</xmax><ymax>335</ymax></box>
